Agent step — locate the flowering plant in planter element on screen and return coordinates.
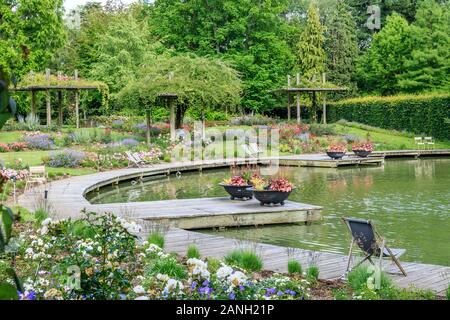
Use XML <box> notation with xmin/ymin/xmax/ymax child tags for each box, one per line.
<box><xmin>326</xmin><ymin>144</ymin><xmax>347</xmax><ymax>153</ymax></box>
<box><xmin>352</xmin><ymin>141</ymin><xmax>374</xmax><ymax>152</ymax></box>
<box><xmin>222</xmin><ymin>175</ymin><xmax>248</xmax><ymax>186</ymax></box>
<box><xmin>269</xmin><ymin>178</ymin><xmax>294</xmax><ymax>192</ymax></box>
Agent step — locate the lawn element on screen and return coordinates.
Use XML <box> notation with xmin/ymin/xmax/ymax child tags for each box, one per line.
<box><xmin>334</xmin><ymin>122</ymin><xmax>450</xmax><ymax>150</ymax></box>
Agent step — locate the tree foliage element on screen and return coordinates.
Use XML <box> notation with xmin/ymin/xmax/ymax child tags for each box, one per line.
<box><xmin>148</xmin><ymin>0</ymin><xmax>294</xmax><ymax>113</ymax></box>
<box><xmin>297</xmin><ymin>3</ymin><xmax>326</xmax><ymax>78</ymax></box>
<box><xmin>0</xmin><ymin>0</ymin><xmax>66</xmax><ymax>78</ymax></box>
<box><xmin>118</xmin><ymin>54</ymin><xmax>242</xmax><ymax>124</ymax></box>
<box><xmin>324</xmin><ymin>0</ymin><xmax>359</xmax><ymax>86</ymax></box>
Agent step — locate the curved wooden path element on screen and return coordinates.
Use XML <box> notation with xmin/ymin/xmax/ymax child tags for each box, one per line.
<box><xmin>16</xmin><ymin>154</ymin><xmax>450</xmax><ymax>296</ymax></box>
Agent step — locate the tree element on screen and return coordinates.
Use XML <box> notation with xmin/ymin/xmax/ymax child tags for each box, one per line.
<box><xmin>89</xmin><ymin>12</ymin><xmax>164</xmax><ymax>111</ymax></box>
<box><xmin>356</xmin><ymin>13</ymin><xmax>412</xmax><ymax>95</ymax></box>
<box><xmin>0</xmin><ymin>0</ymin><xmax>66</xmax><ymax>78</ymax></box>
<box><xmin>325</xmin><ymin>0</ymin><xmax>359</xmax><ymax>86</ymax></box>
<box><xmin>398</xmin><ymin>0</ymin><xmax>450</xmax><ymax>92</ymax></box>
<box><xmin>118</xmin><ymin>54</ymin><xmax>242</xmax><ymax>139</ymax></box>
<box><xmin>297</xmin><ymin>3</ymin><xmax>326</xmax><ymax>79</ymax></box>
<box><xmin>148</xmin><ymin>0</ymin><xmax>294</xmax><ymax>114</ymax></box>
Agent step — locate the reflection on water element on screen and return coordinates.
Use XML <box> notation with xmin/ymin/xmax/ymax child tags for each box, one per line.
<box><xmin>87</xmin><ymin>159</ymin><xmax>450</xmax><ymax>266</ymax></box>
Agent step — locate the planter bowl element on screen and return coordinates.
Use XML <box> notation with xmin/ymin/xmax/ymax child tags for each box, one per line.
<box><xmin>353</xmin><ymin>150</ymin><xmax>372</xmax><ymax>158</ymax></box>
<box><xmin>326</xmin><ymin>151</ymin><xmax>346</xmax><ymax>160</ymax></box>
<box><xmin>247</xmin><ymin>188</ymin><xmax>293</xmax><ymax>206</ymax></box>
<box><xmin>219</xmin><ymin>183</ymin><xmax>253</xmax><ymax>200</ymax></box>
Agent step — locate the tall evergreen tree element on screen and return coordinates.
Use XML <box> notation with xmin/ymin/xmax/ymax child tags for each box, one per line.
<box><xmin>297</xmin><ymin>2</ymin><xmax>326</xmax><ymax>79</ymax></box>
<box><xmin>325</xmin><ymin>0</ymin><xmax>359</xmax><ymax>86</ymax></box>
<box><xmin>356</xmin><ymin>13</ymin><xmax>412</xmax><ymax>95</ymax></box>
<box><xmin>398</xmin><ymin>0</ymin><xmax>450</xmax><ymax>92</ymax></box>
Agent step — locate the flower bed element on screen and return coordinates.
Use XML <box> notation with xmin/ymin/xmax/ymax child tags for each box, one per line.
<box><xmin>23</xmin><ymin>132</ymin><xmax>55</xmax><ymax>150</ymax></box>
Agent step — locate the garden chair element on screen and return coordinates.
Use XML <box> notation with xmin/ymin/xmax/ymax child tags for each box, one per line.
<box><xmin>242</xmin><ymin>143</ymin><xmax>263</xmax><ymax>158</ymax></box>
<box><xmin>342</xmin><ymin>217</ymin><xmax>407</xmax><ymax>277</ymax></box>
<box><xmin>424</xmin><ymin>137</ymin><xmax>435</xmax><ymax>150</ymax></box>
<box><xmin>126</xmin><ymin>151</ymin><xmax>144</xmax><ymax>168</ymax></box>
<box><xmin>414</xmin><ymin>137</ymin><xmax>425</xmax><ymax>150</ymax></box>
<box><xmin>132</xmin><ymin>152</ymin><xmax>154</xmax><ymax>167</ymax></box>
<box><xmin>24</xmin><ymin>166</ymin><xmax>47</xmax><ymax>192</ymax></box>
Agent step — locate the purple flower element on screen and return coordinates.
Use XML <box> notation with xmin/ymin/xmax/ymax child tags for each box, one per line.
<box><xmin>277</xmin><ymin>291</ymin><xmax>283</xmax><ymax>296</ymax></box>
<box><xmin>202</xmin><ymin>280</ymin><xmax>209</xmax><ymax>287</ymax></box>
<box><xmin>121</xmin><ymin>138</ymin><xmax>139</xmax><ymax>147</ymax></box>
<box><xmin>24</xmin><ymin>134</ymin><xmax>55</xmax><ymax>150</ymax></box>
<box><xmin>48</xmin><ymin>149</ymin><xmax>85</xmax><ymax>168</ymax></box>
<box><xmin>228</xmin><ymin>292</ymin><xmax>236</xmax><ymax>300</ymax></box>
<box><xmin>191</xmin><ymin>281</ymin><xmax>198</xmax><ymax>289</ymax></box>
<box><xmin>239</xmin><ymin>285</ymin><xmax>245</xmax><ymax>291</ymax></box>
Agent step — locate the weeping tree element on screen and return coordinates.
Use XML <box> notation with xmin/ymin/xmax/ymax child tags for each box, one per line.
<box><xmin>118</xmin><ymin>54</ymin><xmax>242</xmax><ymax>143</ymax></box>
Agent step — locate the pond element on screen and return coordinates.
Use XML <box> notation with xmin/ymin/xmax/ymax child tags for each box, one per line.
<box><xmin>87</xmin><ymin>158</ymin><xmax>450</xmax><ymax>266</ymax></box>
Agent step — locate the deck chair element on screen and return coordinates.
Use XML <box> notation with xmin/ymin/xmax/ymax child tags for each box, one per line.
<box><xmin>242</xmin><ymin>143</ymin><xmax>263</xmax><ymax>158</ymax></box>
<box><xmin>125</xmin><ymin>151</ymin><xmax>144</xmax><ymax>168</ymax></box>
<box><xmin>342</xmin><ymin>217</ymin><xmax>407</xmax><ymax>276</ymax></box>
<box><xmin>133</xmin><ymin>152</ymin><xmax>154</xmax><ymax>167</ymax></box>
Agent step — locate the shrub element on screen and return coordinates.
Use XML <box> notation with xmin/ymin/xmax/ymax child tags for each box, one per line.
<box><xmin>309</xmin><ymin>123</ymin><xmax>336</xmax><ymax>136</ymax></box>
<box><xmin>0</xmin><ymin>143</ymin><xmax>10</xmax><ymax>152</ymax></box>
<box><xmin>33</xmin><ymin>208</ymin><xmax>49</xmax><ymax>226</ymax></box>
<box><xmin>147</xmin><ymin>231</ymin><xmax>165</xmax><ymax>249</ymax></box>
<box><xmin>47</xmin><ymin>149</ymin><xmax>85</xmax><ymax>168</ymax></box>
<box><xmin>230</xmin><ymin>114</ymin><xmax>275</xmax><ymax>126</ymax></box>
<box><xmin>224</xmin><ymin>249</ymin><xmax>263</xmax><ymax>272</ymax></box>
<box><xmin>287</xmin><ymin>260</ymin><xmax>302</xmax><ymax>275</ymax></box>
<box><xmin>23</xmin><ymin>134</ymin><xmax>55</xmax><ymax>150</ymax></box>
<box><xmin>186</xmin><ymin>245</ymin><xmax>200</xmax><ymax>259</ymax></box>
<box><xmin>328</xmin><ymin>93</ymin><xmax>450</xmax><ymax>140</ymax></box>
<box><xmin>306</xmin><ymin>265</ymin><xmax>320</xmax><ymax>282</ymax></box>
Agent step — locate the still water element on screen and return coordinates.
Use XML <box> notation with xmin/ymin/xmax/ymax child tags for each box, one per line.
<box><xmin>87</xmin><ymin>159</ymin><xmax>450</xmax><ymax>266</ymax></box>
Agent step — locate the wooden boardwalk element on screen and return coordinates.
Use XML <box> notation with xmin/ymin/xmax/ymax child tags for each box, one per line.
<box><xmin>280</xmin><ymin>155</ymin><xmax>384</xmax><ymax>168</ymax></box>
<box><xmin>147</xmin><ymin>227</ymin><xmax>450</xmax><ymax>296</ymax></box>
<box><xmin>16</xmin><ymin>154</ymin><xmax>450</xmax><ymax>295</ymax></box>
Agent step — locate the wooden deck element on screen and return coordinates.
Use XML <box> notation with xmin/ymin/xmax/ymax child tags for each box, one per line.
<box><xmin>146</xmin><ymin>227</ymin><xmax>450</xmax><ymax>296</ymax></box>
<box><xmin>93</xmin><ymin>197</ymin><xmax>322</xmax><ymax>229</ymax></box>
<box><xmin>280</xmin><ymin>155</ymin><xmax>384</xmax><ymax>168</ymax></box>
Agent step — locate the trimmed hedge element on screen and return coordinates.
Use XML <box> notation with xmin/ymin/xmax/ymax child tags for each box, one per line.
<box><xmin>327</xmin><ymin>94</ymin><xmax>450</xmax><ymax>140</ymax></box>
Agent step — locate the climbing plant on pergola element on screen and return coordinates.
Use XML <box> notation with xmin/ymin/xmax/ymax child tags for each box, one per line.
<box><xmin>118</xmin><ymin>54</ymin><xmax>242</xmax><ymax>142</ymax></box>
<box><xmin>11</xmin><ymin>70</ymin><xmax>109</xmax><ymax>128</ymax></box>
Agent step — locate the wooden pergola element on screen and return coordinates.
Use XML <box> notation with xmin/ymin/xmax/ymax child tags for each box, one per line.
<box><xmin>11</xmin><ymin>70</ymin><xmax>107</xmax><ymax>128</ymax></box>
<box><xmin>272</xmin><ymin>73</ymin><xmax>347</xmax><ymax>124</ymax></box>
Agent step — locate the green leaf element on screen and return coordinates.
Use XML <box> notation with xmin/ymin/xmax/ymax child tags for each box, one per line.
<box><xmin>5</xmin><ymin>268</ymin><xmax>23</xmax><ymax>293</ymax></box>
<box><xmin>1</xmin><ymin>205</ymin><xmax>14</xmax><ymax>242</ymax></box>
<box><xmin>0</xmin><ymin>282</ymin><xmax>19</xmax><ymax>300</ymax></box>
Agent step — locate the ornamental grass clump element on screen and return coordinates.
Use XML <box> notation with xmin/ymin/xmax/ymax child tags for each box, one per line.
<box><xmin>47</xmin><ymin>149</ymin><xmax>85</xmax><ymax>168</ymax></box>
<box><xmin>186</xmin><ymin>244</ymin><xmax>201</xmax><ymax>259</ymax></box>
<box><xmin>306</xmin><ymin>265</ymin><xmax>320</xmax><ymax>282</ymax></box>
<box><xmin>224</xmin><ymin>249</ymin><xmax>263</xmax><ymax>272</ymax></box>
<box><xmin>287</xmin><ymin>259</ymin><xmax>303</xmax><ymax>275</ymax></box>
<box><xmin>146</xmin><ymin>231</ymin><xmax>165</xmax><ymax>249</ymax></box>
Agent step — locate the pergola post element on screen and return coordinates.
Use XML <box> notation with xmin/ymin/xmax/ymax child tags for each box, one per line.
<box><xmin>169</xmin><ymin>98</ymin><xmax>176</xmax><ymax>142</ymax></box>
<box><xmin>322</xmin><ymin>72</ymin><xmax>327</xmax><ymax>124</ymax></box>
<box><xmin>30</xmin><ymin>90</ymin><xmax>36</xmax><ymax>117</ymax></box>
<box><xmin>74</xmin><ymin>70</ymin><xmax>80</xmax><ymax>128</ymax></box>
<box><xmin>201</xmin><ymin>109</ymin><xmax>206</xmax><ymax>140</ymax></box>
<box><xmin>46</xmin><ymin>69</ymin><xmax>51</xmax><ymax>127</ymax></box>
<box><xmin>57</xmin><ymin>90</ymin><xmax>63</xmax><ymax>127</ymax></box>
<box><xmin>287</xmin><ymin>75</ymin><xmax>291</xmax><ymax>121</ymax></box>
<box><xmin>296</xmin><ymin>73</ymin><xmax>301</xmax><ymax>124</ymax></box>
<box><xmin>146</xmin><ymin>109</ymin><xmax>152</xmax><ymax>145</ymax></box>
<box><xmin>75</xmin><ymin>90</ymin><xmax>80</xmax><ymax>128</ymax></box>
